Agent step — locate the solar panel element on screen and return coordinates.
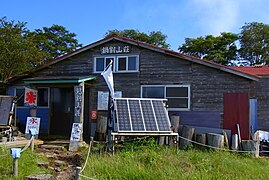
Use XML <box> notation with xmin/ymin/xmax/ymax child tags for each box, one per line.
<box><xmin>0</xmin><ymin>96</ymin><xmax>13</xmax><ymax>126</ymax></box>
<box><xmin>114</xmin><ymin>98</ymin><xmax>172</xmax><ymax>133</ymax></box>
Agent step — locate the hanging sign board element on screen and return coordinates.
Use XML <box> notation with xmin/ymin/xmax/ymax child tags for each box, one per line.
<box><xmin>97</xmin><ymin>91</ymin><xmax>122</xmax><ymax>110</ymax></box>
<box><xmin>25</xmin><ymin>117</ymin><xmax>40</xmax><ymax>135</ymax></box>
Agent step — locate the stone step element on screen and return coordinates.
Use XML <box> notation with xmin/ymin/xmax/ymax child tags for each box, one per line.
<box><xmin>40</xmin><ymin>144</ymin><xmax>65</xmax><ymax>151</ymax></box>
<box><xmin>24</xmin><ymin>174</ymin><xmax>53</xmax><ymax>180</ymax></box>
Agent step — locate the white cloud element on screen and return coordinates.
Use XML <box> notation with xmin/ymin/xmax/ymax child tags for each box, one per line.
<box><xmin>186</xmin><ymin>0</ymin><xmax>239</xmax><ymax>36</ymax></box>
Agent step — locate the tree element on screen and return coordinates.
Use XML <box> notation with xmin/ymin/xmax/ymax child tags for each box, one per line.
<box><xmin>179</xmin><ymin>32</ymin><xmax>238</xmax><ymax>65</ymax></box>
<box><xmin>0</xmin><ymin>17</ymin><xmax>45</xmax><ymax>83</ymax></box>
<box><xmin>30</xmin><ymin>25</ymin><xmax>82</xmax><ymax>60</ymax></box>
<box><xmin>239</xmin><ymin>22</ymin><xmax>269</xmax><ymax>65</ymax></box>
<box><xmin>105</xmin><ymin>29</ymin><xmax>170</xmax><ymax>48</ymax></box>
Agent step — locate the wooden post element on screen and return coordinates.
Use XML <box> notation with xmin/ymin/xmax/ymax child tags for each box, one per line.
<box><xmin>223</xmin><ymin>131</ymin><xmax>229</xmax><ymax>147</ymax></box>
<box><xmin>237</xmin><ymin>124</ymin><xmax>242</xmax><ymax>150</ymax></box>
<box><xmin>207</xmin><ymin>133</ymin><xmax>224</xmax><ymax>149</ymax></box>
<box><xmin>170</xmin><ymin>115</ymin><xmax>180</xmax><ymax>132</ymax></box>
<box><xmin>158</xmin><ymin>136</ymin><xmax>165</xmax><ymax>145</ymax></box>
<box><xmin>30</xmin><ymin>136</ymin><xmax>34</xmax><ymax>151</ymax></box>
<box><xmin>75</xmin><ymin>166</ymin><xmax>81</xmax><ymax>180</ymax></box>
<box><xmin>95</xmin><ymin>115</ymin><xmax>107</xmax><ymax>141</ymax></box>
<box><xmin>169</xmin><ymin>115</ymin><xmax>180</xmax><ymax>146</ymax></box>
<box><xmin>69</xmin><ymin>83</ymin><xmax>84</xmax><ymax>151</ymax></box>
<box><xmin>179</xmin><ymin>126</ymin><xmax>195</xmax><ymax>149</ymax></box>
<box><xmin>13</xmin><ymin>158</ymin><xmax>18</xmax><ymax>177</ymax></box>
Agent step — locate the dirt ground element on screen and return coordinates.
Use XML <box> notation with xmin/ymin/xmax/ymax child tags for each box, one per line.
<box><xmin>35</xmin><ymin>147</ymin><xmax>82</xmax><ymax>179</ymax></box>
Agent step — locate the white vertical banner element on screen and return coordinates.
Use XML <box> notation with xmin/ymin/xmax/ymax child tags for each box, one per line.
<box><xmin>101</xmin><ymin>63</ymin><xmax>114</xmax><ymax>98</ymax></box>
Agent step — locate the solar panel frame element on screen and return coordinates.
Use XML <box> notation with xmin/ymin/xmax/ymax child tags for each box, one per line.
<box><xmin>114</xmin><ymin>98</ymin><xmax>172</xmax><ymax>134</ymax></box>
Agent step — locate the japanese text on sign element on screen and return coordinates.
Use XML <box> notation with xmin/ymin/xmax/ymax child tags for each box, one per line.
<box><xmin>25</xmin><ymin>117</ymin><xmax>40</xmax><ymax>135</ymax></box>
<box><xmin>70</xmin><ymin>123</ymin><xmax>82</xmax><ymax>141</ymax></box>
<box><xmin>100</xmin><ymin>45</ymin><xmax>130</xmax><ymax>54</ymax></box>
<box><xmin>74</xmin><ymin>86</ymin><xmax>83</xmax><ymax>117</ymax></box>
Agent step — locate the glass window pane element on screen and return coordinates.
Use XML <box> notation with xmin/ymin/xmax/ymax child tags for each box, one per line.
<box><xmin>37</xmin><ymin>88</ymin><xmax>49</xmax><ymax>107</ymax></box>
<box><xmin>96</xmin><ymin>58</ymin><xmax>104</xmax><ymax>71</ymax></box>
<box><xmin>106</xmin><ymin>57</ymin><xmax>114</xmax><ymax>70</ymax></box>
<box><xmin>166</xmin><ymin>87</ymin><xmax>188</xmax><ymax>97</ymax></box>
<box><xmin>142</xmin><ymin>87</ymin><xmax>164</xmax><ymax>98</ymax></box>
<box><xmin>128</xmin><ymin>56</ymin><xmax>137</xmax><ymax>70</ymax></box>
<box><xmin>16</xmin><ymin>88</ymin><xmax>25</xmax><ymax>106</ymax></box>
<box><xmin>118</xmin><ymin>57</ymin><xmax>127</xmax><ymax>71</ymax></box>
<box><xmin>167</xmin><ymin>98</ymin><xmax>188</xmax><ymax>108</ymax></box>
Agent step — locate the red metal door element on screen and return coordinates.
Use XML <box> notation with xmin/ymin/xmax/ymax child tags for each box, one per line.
<box><xmin>223</xmin><ymin>93</ymin><xmax>249</xmax><ymax>140</ymax></box>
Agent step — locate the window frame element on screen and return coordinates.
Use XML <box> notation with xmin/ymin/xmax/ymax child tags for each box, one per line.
<box><xmin>37</xmin><ymin>87</ymin><xmax>50</xmax><ymax>108</ymax></box>
<box><xmin>141</xmin><ymin>85</ymin><xmax>191</xmax><ymax>111</ymax></box>
<box><xmin>14</xmin><ymin>87</ymin><xmax>26</xmax><ymax>108</ymax></box>
<box><xmin>94</xmin><ymin>55</ymin><xmax>139</xmax><ymax>73</ymax></box>
<box><xmin>94</xmin><ymin>56</ymin><xmax>115</xmax><ymax>73</ymax></box>
<box><xmin>14</xmin><ymin>86</ymin><xmax>50</xmax><ymax>108</ymax></box>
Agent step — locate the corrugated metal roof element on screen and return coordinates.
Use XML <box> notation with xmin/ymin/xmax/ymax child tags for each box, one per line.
<box><xmin>229</xmin><ymin>66</ymin><xmax>269</xmax><ymax>77</ymax></box>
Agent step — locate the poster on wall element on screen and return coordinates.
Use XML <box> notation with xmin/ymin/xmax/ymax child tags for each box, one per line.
<box><xmin>25</xmin><ymin>117</ymin><xmax>40</xmax><ymax>135</ymax></box>
<box><xmin>70</xmin><ymin>123</ymin><xmax>82</xmax><ymax>141</ymax></box>
<box><xmin>97</xmin><ymin>91</ymin><xmax>122</xmax><ymax>110</ymax></box>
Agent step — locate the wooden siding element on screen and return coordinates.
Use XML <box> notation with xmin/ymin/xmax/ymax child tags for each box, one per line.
<box><xmin>170</xmin><ymin>111</ymin><xmax>221</xmax><ymax>128</ymax></box>
<box><xmin>9</xmin><ymin>40</ymin><xmax>256</xmax><ymax>134</ymax></box>
<box><xmin>254</xmin><ymin>77</ymin><xmax>269</xmax><ymax>131</ymax></box>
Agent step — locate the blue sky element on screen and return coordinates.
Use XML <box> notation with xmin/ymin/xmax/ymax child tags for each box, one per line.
<box><xmin>1</xmin><ymin>0</ymin><xmax>269</xmax><ymax>50</ymax></box>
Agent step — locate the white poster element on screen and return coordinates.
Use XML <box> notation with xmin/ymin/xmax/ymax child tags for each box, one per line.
<box><xmin>70</xmin><ymin>123</ymin><xmax>82</xmax><ymax>141</ymax></box>
<box><xmin>97</xmin><ymin>91</ymin><xmax>122</xmax><ymax>110</ymax></box>
<box><xmin>25</xmin><ymin>117</ymin><xmax>40</xmax><ymax>135</ymax></box>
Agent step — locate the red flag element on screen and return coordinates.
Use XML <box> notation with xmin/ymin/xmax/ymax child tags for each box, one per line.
<box><xmin>24</xmin><ymin>87</ymin><xmax>37</xmax><ymax>107</ymax></box>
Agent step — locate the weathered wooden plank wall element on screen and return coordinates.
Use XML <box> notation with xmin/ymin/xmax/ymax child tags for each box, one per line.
<box><xmin>11</xmin><ymin>40</ymin><xmax>257</xmax><ymax>135</ymax></box>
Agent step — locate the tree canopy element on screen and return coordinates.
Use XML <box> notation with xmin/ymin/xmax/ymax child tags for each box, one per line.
<box><xmin>105</xmin><ymin>29</ymin><xmax>170</xmax><ymax>48</ymax></box>
<box><xmin>179</xmin><ymin>32</ymin><xmax>238</xmax><ymax>65</ymax></box>
<box><xmin>239</xmin><ymin>22</ymin><xmax>269</xmax><ymax>65</ymax></box>
<box><xmin>30</xmin><ymin>25</ymin><xmax>82</xmax><ymax>60</ymax></box>
<box><xmin>0</xmin><ymin>17</ymin><xmax>82</xmax><ymax>83</ymax></box>
<box><xmin>0</xmin><ymin>17</ymin><xmax>44</xmax><ymax>83</ymax></box>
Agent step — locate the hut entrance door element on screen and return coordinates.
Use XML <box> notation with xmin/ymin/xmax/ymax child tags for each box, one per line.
<box><xmin>50</xmin><ymin>87</ymin><xmax>74</xmax><ymax>137</ymax></box>
<box><xmin>223</xmin><ymin>92</ymin><xmax>249</xmax><ymax>140</ymax></box>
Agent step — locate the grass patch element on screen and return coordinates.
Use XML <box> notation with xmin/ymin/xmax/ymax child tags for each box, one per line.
<box><xmin>79</xmin><ymin>139</ymin><xmax>269</xmax><ymax>180</ymax></box>
<box><xmin>0</xmin><ymin>147</ymin><xmax>50</xmax><ymax>179</ymax></box>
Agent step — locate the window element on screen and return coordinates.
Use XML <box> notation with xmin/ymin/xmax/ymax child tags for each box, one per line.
<box><xmin>117</xmin><ymin>56</ymin><xmax>138</xmax><ymax>72</ymax></box>
<box><xmin>37</xmin><ymin>88</ymin><xmax>49</xmax><ymax>107</ymax></box>
<box><xmin>95</xmin><ymin>57</ymin><xmax>114</xmax><ymax>72</ymax></box>
<box><xmin>15</xmin><ymin>87</ymin><xmax>49</xmax><ymax>107</ymax></box>
<box><xmin>94</xmin><ymin>55</ymin><xmax>139</xmax><ymax>73</ymax></box>
<box><xmin>15</xmin><ymin>88</ymin><xmax>25</xmax><ymax>107</ymax></box>
<box><xmin>141</xmin><ymin>85</ymin><xmax>190</xmax><ymax>110</ymax></box>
